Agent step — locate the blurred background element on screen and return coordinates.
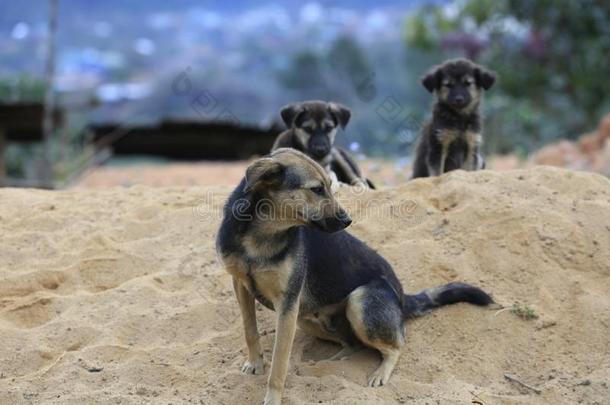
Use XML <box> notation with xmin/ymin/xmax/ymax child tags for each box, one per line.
<box><xmin>0</xmin><ymin>0</ymin><xmax>609</xmax><ymax>188</ymax></box>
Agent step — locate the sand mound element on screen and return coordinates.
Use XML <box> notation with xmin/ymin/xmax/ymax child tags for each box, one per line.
<box><xmin>530</xmin><ymin>114</ymin><xmax>610</xmax><ymax>175</ymax></box>
<box><xmin>1</xmin><ymin>167</ymin><xmax>609</xmax><ymax>404</ymax></box>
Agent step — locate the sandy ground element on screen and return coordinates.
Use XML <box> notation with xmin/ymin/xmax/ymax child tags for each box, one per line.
<box><xmin>1</xmin><ymin>166</ymin><xmax>609</xmax><ymax>404</ymax></box>
<box><xmin>74</xmin><ymin>158</ymin><xmax>505</xmax><ymax>189</ymax></box>
<box><xmin>76</xmin><ymin>161</ymin><xmax>251</xmax><ymax>188</ymax></box>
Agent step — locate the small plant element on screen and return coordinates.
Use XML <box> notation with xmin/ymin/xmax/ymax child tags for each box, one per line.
<box><xmin>511</xmin><ymin>303</ymin><xmax>538</xmax><ymax>320</ymax></box>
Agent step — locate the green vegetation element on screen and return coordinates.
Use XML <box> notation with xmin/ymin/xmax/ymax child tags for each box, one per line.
<box><xmin>3</xmin><ymin>1</ymin><xmax>608</xmax><ymax>184</ymax></box>
<box><xmin>0</xmin><ymin>76</ymin><xmax>45</xmax><ymax>182</ymax></box>
<box><xmin>511</xmin><ymin>303</ymin><xmax>538</xmax><ymax>320</ymax></box>
<box><xmin>0</xmin><ymin>75</ymin><xmax>45</xmax><ymax>103</ymax></box>
<box><xmin>0</xmin><ymin>76</ymin><xmax>92</xmax><ymax>185</ymax></box>
<box><xmin>406</xmin><ymin>0</ymin><xmax>610</xmax><ymax>154</ymax></box>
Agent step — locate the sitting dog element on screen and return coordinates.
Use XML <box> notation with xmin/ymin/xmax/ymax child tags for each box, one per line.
<box><xmin>217</xmin><ymin>148</ymin><xmax>492</xmax><ymax>404</ymax></box>
<box><xmin>272</xmin><ymin>100</ymin><xmax>374</xmax><ymax>189</ymax></box>
<box><xmin>412</xmin><ymin>58</ymin><xmax>496</xmax><ymax>178</ymax></box>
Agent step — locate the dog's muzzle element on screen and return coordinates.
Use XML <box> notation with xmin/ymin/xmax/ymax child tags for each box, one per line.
<box><xmin>449</xmin><ymin>92</ymin><xmax>471</xmax><ymax>109</ymax></box>
<box><xmin>308</xmin><ymin>134</ymin><xmax>331</xmax><ymax>159</ymax></box>
<box><xmin>311</xmin><ymin>209</ymin><xmax>352</xmax><ymax>233</ymax></box>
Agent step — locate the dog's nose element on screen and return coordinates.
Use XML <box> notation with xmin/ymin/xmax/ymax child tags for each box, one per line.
<box><xmin>454</xmin><ymin>95</ymin><xmax>465</xmax><ymax>104</ymax></box>
<box><xmin>312</xmin><ymin>145</ymin><xmax>328</xmax><ymax>157</ymax></box>
<box><xmin>337</xmin><ymin>210</ymin><xmax>352</xmax><ymax>227</ymax></box>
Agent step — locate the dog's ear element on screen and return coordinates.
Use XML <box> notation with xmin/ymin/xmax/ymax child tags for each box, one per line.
<box><xmin>474</xmin><ymin>66</ymin><xmax>496</xmax><ymax>90</ymax></box>
<box><xmin>328</xmin><ymin>102</ymin><xmax>351</xmax><ymax>129</ymax></box>
<box><xmin>422</xmin><ymin>68</ymin><xmax>441</xmax><ymax>93</ymax></box>
<box><xmin>280</xmin><ymin>103</ymin><xmax>304</xmax><ymax>128</ymax></box>
<box><xmin>244</xmin><ymin>158</ymin><xmax>285</xmax><ymax>192</ymax></box>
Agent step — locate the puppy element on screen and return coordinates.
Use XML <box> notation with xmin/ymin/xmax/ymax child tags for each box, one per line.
<box><xmin>412</xmin><ymin>58</ymin><xmax>496</xmax><ymax>178</ymax></box>
<box><xmin>217</xmin><ymin>148</ymin><xmax>492</xmax><ymax>404</ymax></box>
<box><xmin>272</xmin><ymin>100</ymin><xmax>374</xmax><ymax>189</ymax></box>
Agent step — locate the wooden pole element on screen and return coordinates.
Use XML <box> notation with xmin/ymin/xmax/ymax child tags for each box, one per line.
<box><xmin>0</xmin><ymin>129</ymin><xmax>5</xmax><ymax>187</ymax></box>
<box><xmin>41</xmin><ymin>0</ymin><xmax>58</xmax><ymax>188</ymax></box>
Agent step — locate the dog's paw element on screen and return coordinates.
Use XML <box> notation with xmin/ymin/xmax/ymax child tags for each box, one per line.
<box><xmin>262</xmin><ymin>389</ymin><xmax>282</xmax><ymax>405</ymax></box>
<box><xmin>329</xmin><ymin>172</ymin><xmax>340</xmax><ymax>194</ymax></box>
<box><xmin>367</xmin><ymin>371</ymin><xmax>387</xmax><ymax>387</ymax></box>
<box><xmin>367</xmin><ymin>367</ymin><xmax>392</xmax><ymax>387</ymax></box>
<box><xmin>241</xmin><ymin>357</ymin><xmax>264</xmax><ymax>375</ymax></box>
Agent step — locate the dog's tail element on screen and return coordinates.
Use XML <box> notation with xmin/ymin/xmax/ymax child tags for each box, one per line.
<box><xmin>402</xmin><ymin>282</ymin><xmax>492</xmax><ymax>318</ymax></box>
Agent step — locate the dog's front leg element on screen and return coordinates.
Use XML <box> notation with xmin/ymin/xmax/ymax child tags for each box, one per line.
<box><xmin>233</xmin><ymin>278</ymin><xmax>264</xmax><ymax>375</ymax></box>
<box><xmin>476</xmin><ymin>152</ymin><xmax>486</xmax><ymax>170</ymax></box>
<box><xmin>439</xmin><ymin>145</ymin><xmax>448</xmax><ymax>175</ymax></box>
<box><xmin>328</xmin><ymin>170</ymin><xmax>341</xmax><ymax>194</ymax></box>
<box><xmin>463</xmin><ymin>145</ymin><xmax>477</xmax><ymax>170</ymax></box>
<box><xmin>464</xmin><ymin>132</ymin><xmax>482</xmax><ymax>170</ymax></box>
<box><xmin>264</xmin><ymin>295</ymin><xmax>301</xmax><ymax>405</ymax></box>
<box><xmin>437</xmin><ymin>130</ymin><xmax>457</xmax><ymax>175</ymax></box>
<box><xmin>330</xmin><ymin>148</ymin><xmax>367</xmax><ymax>188</ymax></box>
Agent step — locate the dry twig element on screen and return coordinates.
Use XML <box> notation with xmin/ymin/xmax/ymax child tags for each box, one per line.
<box><xmin>504</xmin><ymin>373</ymin><xmax>542</xmax><ymax>394</ymax></box>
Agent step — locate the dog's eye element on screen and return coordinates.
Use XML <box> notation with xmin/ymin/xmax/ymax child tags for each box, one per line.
<box><xmin>442</xmin><ymin>82</ymin><xmax>453</xmax><ymax>88</ymax></box>
<box><xmin>310</xmin><ymin>186</ymin><xmax>325</xmax><ymax>196</ymax></box>
<box><xmin>464</xmin><ymin>79</ymin><xmax>473</xmax><ymax>85</ymax></box>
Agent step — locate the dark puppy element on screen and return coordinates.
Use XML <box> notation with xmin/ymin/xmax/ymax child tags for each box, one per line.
<box><xmin>412</xmin><ymin>59</ymin><xmax>496</xmax><ymax>178</ymax></box>
<box><xmin>272</xmin><ymin>100</ymin><xmax>374</xmax><ymax>189</ymax></box>
<box><xmin>217</xmin><ymin>148</ymin><xmax>492</xmax><ymax>404</ymax></box>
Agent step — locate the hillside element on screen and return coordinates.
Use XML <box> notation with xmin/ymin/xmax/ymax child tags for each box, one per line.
<box><xmin>0</xmin><ymin>167</ymin><xmax>608</xmax><ymax>404</ymax></box>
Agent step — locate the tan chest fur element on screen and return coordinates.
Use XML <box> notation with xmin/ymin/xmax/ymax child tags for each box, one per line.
<box><xmin>222</xmin><ymin>254</ymin><xmax>295</xmax><ymax>308</ymax></box>
<box><xmin>436</xmin><ymin>129</ymin><xmax>482</xmax><ymax>172</ymax></box>
<box><xmin>437</xmin><ymin>129</ymin><xmax>481</xmax><ymax>148</ymax></box>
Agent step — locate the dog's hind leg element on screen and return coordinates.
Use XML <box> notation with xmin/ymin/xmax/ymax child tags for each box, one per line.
<box><xmin>297</xmin><ymin>318</ymin><xmax>359</xmax><ymax>361</ymax></box>
<box><xmin>346</xmin><ymin>280</ymin><xmax>405</xmax><ymax>387</ymax></box>
<box><xmin>299</xmin><ymin>307</ymin><xmax>362</xmax><ymax>361</ymax></box>
<box><xmin>328</xmin><ymin>344</ymin><xmax>363</xmax><ymax>361</ymax></box>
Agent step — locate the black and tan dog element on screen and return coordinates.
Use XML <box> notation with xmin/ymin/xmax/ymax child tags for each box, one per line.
<box><xmin>412</xmin><ymin>58</ymin><xmax>496</xmax><ymax>178</ymax></box>
<box><xmin>272</xmin><ymin>100</ymin><xmax>374</xmax><ymax>189</ymax></box>
<box><xmin>216</xmin><ymin>148</ymin><xmax>492</xmax><ymax>404</ymax></box>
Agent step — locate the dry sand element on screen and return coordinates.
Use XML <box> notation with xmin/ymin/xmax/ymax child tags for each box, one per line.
<box><xmin>73</xmin><ymin>158</ymin><xmax>506</xmax><ymax>190</ymax></box>
<box><xmin>1</xmin><ymin>167</ymin><xmax>609</xmax><ymax>404</ymax></box>
<box><xmin>76</xmin><ymin>161</ymin><xmax>250</xmax><ymax>188</ymax></box>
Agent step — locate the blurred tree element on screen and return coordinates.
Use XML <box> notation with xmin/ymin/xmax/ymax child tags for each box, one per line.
<box><xmin>406</xmin><ymin>0</ymin><xmax>610</xmax><ymax>154</ymax></box>
<box><xmin>0</xmin><ymin>76</ymin><xmax>45</xmax><ymax>102</ymax></box>
<box><xmin>277</xmin><ymin>51</ymin><xmax>329</xmax><ymax>100</ymax></box>
<box><xmin>327</xmin><ymin>36</ymin><xmax>376</xmax><ymax>102</ymax></box>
